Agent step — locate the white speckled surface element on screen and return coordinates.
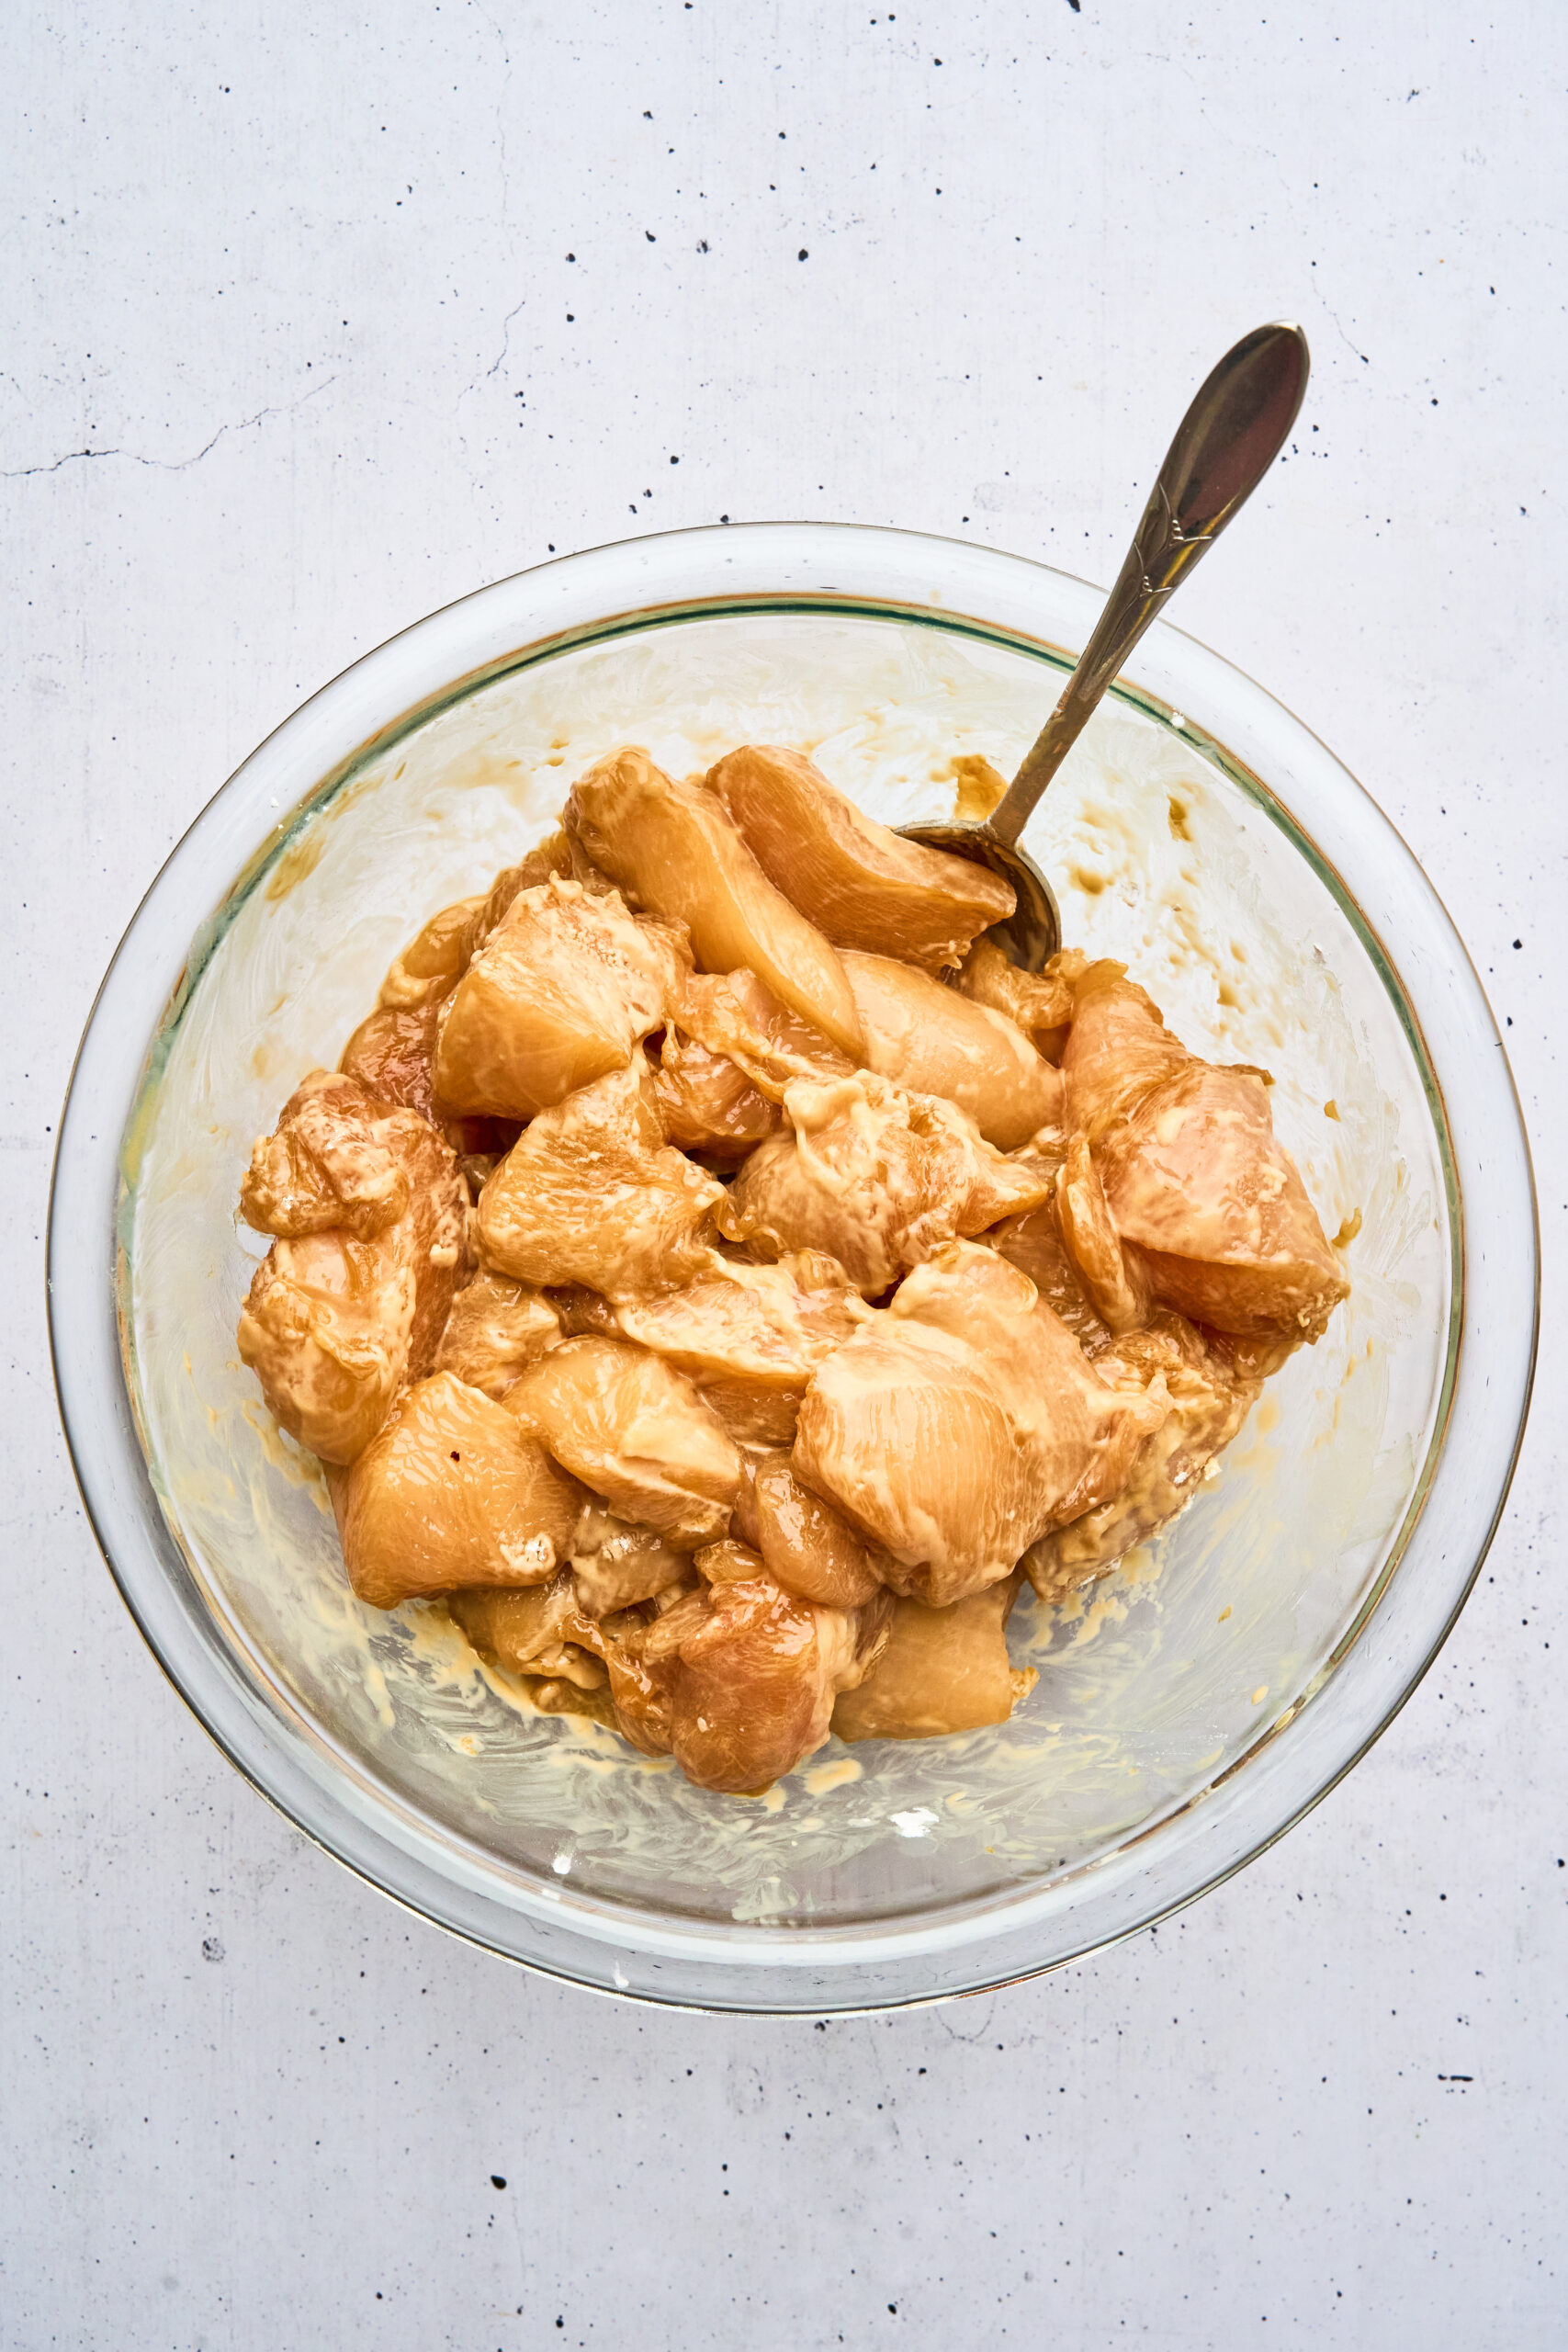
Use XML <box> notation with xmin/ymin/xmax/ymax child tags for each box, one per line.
<box><xmin>4</xmin><ymin>5</ymin><xmax>1562</xmax><ymax>2344</ymax></box>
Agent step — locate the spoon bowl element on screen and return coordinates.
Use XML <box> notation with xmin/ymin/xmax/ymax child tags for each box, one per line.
<box><xmin>897</xmin><ymin>820</ymin><xmax>1061</xmax><ymax>968</ymax></box>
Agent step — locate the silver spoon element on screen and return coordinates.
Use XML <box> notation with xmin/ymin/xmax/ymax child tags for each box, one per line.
<box><xmin>903</xmin><ymin>320</ymin><xmax>1311</xmax><ymax>969</ymax></box>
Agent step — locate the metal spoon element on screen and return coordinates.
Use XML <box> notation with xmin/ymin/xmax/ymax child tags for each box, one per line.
<box><xmin>903</xmin><ymin>320</ymin><xmax>1311</xmax><ymax>969</ymax></box>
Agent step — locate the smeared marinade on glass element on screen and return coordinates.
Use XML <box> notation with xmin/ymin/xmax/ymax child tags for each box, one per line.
<box><xmin>237</xmin><ymin>742</ymin><xmax>1348</xmax><ymax>1796</ymax></box>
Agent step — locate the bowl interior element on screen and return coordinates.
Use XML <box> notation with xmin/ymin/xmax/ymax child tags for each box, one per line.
<box><xmin>119</xmin><ymin>600</ymin><xmax>1455</xmax><ymax>1949</ymax></box>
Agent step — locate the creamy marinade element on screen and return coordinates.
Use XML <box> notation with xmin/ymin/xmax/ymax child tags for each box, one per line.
<box><xmin>233</xmin><ymin>735</ymin><xmax>1348</xmax><ymax>1797</ymax></box>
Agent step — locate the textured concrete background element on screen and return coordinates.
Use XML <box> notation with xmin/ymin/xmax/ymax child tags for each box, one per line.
<box><xmin>4</xmin><ymin>5</ymin><xmax>1564</xmax><ymax>2346</ymax></box>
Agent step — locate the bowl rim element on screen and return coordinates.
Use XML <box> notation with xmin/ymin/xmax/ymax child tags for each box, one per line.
<box><xmin>48</xmin><ymin>520</ymin><xmax>1540</xmax><ymax>2011</ymax></box>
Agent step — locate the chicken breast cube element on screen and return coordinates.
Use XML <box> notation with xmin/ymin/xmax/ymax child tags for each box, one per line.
<box><xmin>717</xmin><ymin>1071</ymin><xmax>1055</xmax><ymax>1296</ymax></box>
<box><xmin>237</xmin><ymin>1073</ymin><xmax>468</xmax><ymax>1463</ymax></box>
<box><xmin>957</xmin><ymin>940</ymin><xmax>1074</xmax><ymax>1049</ymax></box>
<box><xmin>434</xmin><ymin>876</ymin><xmax>687</xmax><ymax>1120</ymax></box>
<box><xmin>650</xmin><ymin>1027</ymin><xmax>779</xmax><ymax>1160</ymax></box>
<box><xmin>842</xmin><ymin>950</ymin><xmax>1064</xmax><ymax>1149</ymax></box>
<box><xmin>339</xmin><ymin>1373</ymin><xmax>586</xmax><ymax>1609</ymax></box>
<box><xmin>568</xmin><ymin>1508</ymin><xmax>693</xmax><ymax>1616</ymax></box>
<box><xmin>734</xmin><ymin>1453</ymin><xmax>887</xmax><ymax>1607</ymax></box>
<box><xmin>670</xmin><ymin>969</ymin><xmax>856</xmax><ymax>1101</ymax></box>
<box><xmin>1028</xmin><ymin>1314</ymin><xmax>1262</xmax><ymax>1601</ymax></box>
<box><xmin>1065</xmin><ymin>964</ymin><xmax>1348</xmax><ymax>1341</ymax></box>
<box><xmin>339</xmin><ymin>998</ymin><xmax>444</xmax><ymax>1122</ymax></box>
<box><xmin>990</xmin><ymin>1197</ymin><xmax>1111</xmax><ymax>1351</ymax></box>
<box><xmin>504</xmin><ymin>1335</ymin><xmax>741</xmax><ymax>1547</ymax></box>
<box><xmin>617</xmin><ymin>1569</ymin><xmax>891</xmax><ymax>1792</ymax></box>
<box><xmin>476</xmin><ymin>1051</ymin><xmax>724</xmax><ymax>1298</ymax></box>
<box><xmin>448</xmin><ymin>1573</ymin><xmax>609</xmax><ymax>1690</ymax></box>
<box><xmin>614</xmin><ymin>1251</ymin><xmax>867</xmax><ymax>1445</ymax></box>
<box><xmin>432</xmin><ymin>1269</ymin><xmax>562</xmax><ymax>1398</ymax></box>
<box><xmin>793</xmin><ymin>1241</ymin><xmax>1166</xmax><ymax>1604</ymax></box>
<box><xmin>377</xmin><ymin>895</ymin><xmax>486</xmax><ymax>1010</ymax></box>
<box><xmin>710</xmin><ymin>743</ymin><xmax>1015</xmax><ymax>973</ymax></box>
<box><xmin>565</xmin><ymin>747</ymin><xmax>864</xmax><ymax>1057</ymax></box>
<box><xmin>831</xmin><ymin>1573</ymin><xmax>1031</xmax><ymax>1741</ymax></box>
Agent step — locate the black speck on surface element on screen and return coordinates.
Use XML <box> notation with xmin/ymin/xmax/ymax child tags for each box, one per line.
<box><xmin>798</xmin><ymin>247</ymin><xmax>809</xmax><ymax>260</ymax></box>
<box><xmin>491</xmin><ymin>2174</ymin><xmax>507</xmax><ymax>2189</ymax></box>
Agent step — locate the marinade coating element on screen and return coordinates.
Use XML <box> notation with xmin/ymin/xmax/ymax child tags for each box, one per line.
<box><xmin>1026</xmin><ymin>1313</ymin><xmax>1263</xmax><ymax>1600</ymax></box>
<box><xmin>793</xmin><ymin>1240</ymin><xmax>1166</xmax><ymax>1604</ymax></box>
<box><xmin>733</xmin><ymin>1452</ymin><xmax>887</xmax><ymax>1607</ymax></box>
<box><xmin>339</xmin><ymin>1373</ymin><xmax>586</xmax><ymax>1609</ymax></box>
<box><xmin>613</xmin><ymin>1250</ymin><xmax>867</xmax><ymax>1445</ymax></box>
<box><xmin>957</xmin><ymin>940</ymin><xmax>1074</xmax><ymax>1049</ymax></box>
<box><xmin>431</xmin><ymin>1269</ymin><xmax>562</xmax><ymax>1398</ymax></box>
<box><xmin>564</xmin><ymin>747</ymin><xmax>864</xmax><ymax>1057</ymax></box>
<box><xmin>831</xmin><ymin>1570</ymin><xmax>1032</xmax><ymax>1741</ymax></box>
<box><xmin>237</xmin><ymin>1073</ymin><xmax>468</xmax><ymax>1463</ymax></box>
<box><xmin>842</xmin><ymin>949</ymin><xmax>1064</xmax><ymax>1149</ymax></box>
<box><xmin>1064</xmin><ymin>963</ymin><xmax>1348</xmax><ymax>1340</ymax></box>
<box><xmin>670</xmin><ymin>969</ymin><xmax>856</xmax><ymax>1101</ymax></box>
<box><xmin>503</xmin><ymin>1335</ymin><xmax>741</xmax><ymax>1547</ymax></box>
<box><xmin>710</xmin><ymin>742</ymin><xmax>1015</xmax><ymax>973</ymax></box>
<box><xmin>716</xmin><ymin>1072</ymin><xmax>1055</xmax><ymax>1296</ymax></box>
<box><xmin>476</xmin><ymin>1051</ymin><xmax>723</xmax><ymax>1299</ymax></box>
<box><xmin>434</xmin><ymin>876</ymin><xmax>689</xmax><ymax>1120</ymax></box>
<box><xmin>610</xmin><ymin>1564</ymin><xmax>892</xmax><ymax>1792</ymax></box>
<box><xmin>650</xmin><ymin>1027</ymin><xmax>780</xmax><ymax>1159</ymax></box>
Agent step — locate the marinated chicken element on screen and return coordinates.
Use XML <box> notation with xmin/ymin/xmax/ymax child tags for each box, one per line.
<box><xmin>237</xmin><ymin>733</ymin><xmax>1348</xmax><ymax>1795</ymax></box>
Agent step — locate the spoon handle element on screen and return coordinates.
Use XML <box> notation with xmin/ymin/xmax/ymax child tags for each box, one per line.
<box><xmin>987</xmin><ymin>321</ymin><xmax>1310</xmax><ymax>850</ymax></box>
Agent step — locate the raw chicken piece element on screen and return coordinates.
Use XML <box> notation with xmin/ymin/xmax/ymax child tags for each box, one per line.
<box><xmin>1055</xmin><ymin>1131</ymin><xmax>1150</xmax><ymax>1335</ymax></box>
<box><xmin>339</xmin><ymin>1372</ymin><xmax>585</xmax><ymax>1608</ymax></box>
<box><xmin>733</xmin><ymin>1452</ymin><xmax>886</xmax><ymax>1607</ymax></box>
<box><xmin>476</xmin><ymin>1051</ymin><xmax>723</xmax><ymax>1298</ymax></box>
<box><xmin>448</xmin><ymin>1574</ymin><xmax>609</xmax><ymax>1693</ymax></box>
<box><xmin>710</xmin><ymin>743</ymin><xmax>1015</xmax><ymax>973</ymax></box>
<box><xmin>670</xmin><ymin>969</ymin><xmax>855</xmax><ymax>1101</ymax></box>
<box><xmin>793</xmin><ymin>1240</ymin><xmax>1166</xmax><ymax>1604</ymax></box>
<box><xmin>1027</xmin><ymin>1313</ymin><xmax>1262</xmax><ymax>1600</ymax></box>
<box><xmin>377</xmin><ymin>895</ymin><xmax>486</xmax><ymax>1010</ymax></box>
<box><xmin>454</xmin><ymin>831</ymin><xmax>576</xmax><ymax>971</ymax></box>
<box><xmin>609</xmin><ymin>1565</ymin><xmax>891</xmax><ymax>1792</ymax></box>
<box><xmin>1065</xmin><ymin>964</ymin><xmax>1348</xmax><ymax>1341</ymax></box>
<box><xmin>614</xmin><ymin>1250</ymin><xmax>867</xmax><ymax>1444</ymax></box>
<box><xmin>339</xmin><ymin>998</ymin><xmax>443</xmax><ymax>1122</ymax></box>
<box><xmin>568</xmin><ymin>1504</ymin><xmax>692</xmax><ymax>1616</ymax></box>
<box><xmin>716</xmin><ymin>1072</ymin><xmax>1055</xmax><ymax>1297</ymax></box>
<box><xmin>832</xmin><ymin>1570</ymin><xmax>1033</xmax><ymax>1741</ymax></box>
<box><xmin>650</xmin><ymin>1026</ymin><xmax>780</xmax><ymax>1160</ymax></box>
<box><xmin>504</xmin><ymin>1335</ymin><xmax>741</xmax><ymax>1547</ymax></box>
<box><xmin>564</xmin><ymin>747</ymin><xmax>864</xmax><ymax>1057</ymax></box>
<box><xmin>434</xmin><ymin>876</ymin><xmax>688</xmax><ymax>1120</ymax></box>
<box><xmin>842</xmin><ymin>949</ymin><xmax>1064</xmax><ymax>1149</ymax></box>
<box><xmin>432</xmin><ymin>1268</ymin><xmax>562</xmax><ymax>1398</ymax></box>
<box><xmin>237</xmin><ymin>1073</ymin><xmax>468</xmax><ymax>1463</ymax></box>
<box><xmin>957</xmin><ymin>940</ymin><xmax>1074</xmax><ymax>1052</ymax></box>
<box><xmin>991</xmin><ymin>1197</ymin><xmax>1111</xmax><ymax>1351</ymax></box>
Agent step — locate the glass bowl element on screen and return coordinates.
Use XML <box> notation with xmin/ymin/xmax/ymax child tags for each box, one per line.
<box><xmin>49</xmin><ymin>524</ymin><xmax>1537</xmax><ymax>2012</ymax></box>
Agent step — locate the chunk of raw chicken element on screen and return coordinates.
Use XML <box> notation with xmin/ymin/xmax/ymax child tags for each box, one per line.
<box><xmin>567</xmin><ymin>1504</ymin><xmax>692</xmax><ymax>1616</ymax></box>
<box><xmin>605</xmin><ymin>1564</ymin><xmax>891</xmax><ymax>1792</ymax></box>
<box><xmin>793</xmin><ymin>1240</ymin><xmax>1166</xmax><ymax>1604</ymax></box>
<box><xmin>237</xmin><ymin>1073</ymin><xmax>468</xmax><ymax>1463</ymax></box>
<box><xmin>733</xmin><ymin>1453</ymin><xmax>886</xmax><ymax>1606</ymax></box>
<box><xmin>1026</xmin><ymin>1313</ymin><xmax>1263</xmax><ymax>1601</ymax></box>
<box><xmin>432</xmin><ymin>1268</ymin><xmax>562</xmax><ymax>1398</ymax></box>
<box><xmin>990</xmin><ymin>1196</ymin><xmax>1111</xmax><ymax>1351</ymax></box>
<box><xmin>447</xmin><ymin>1574</ymin><xmax>612</xmax><ymax>1704</ymax></box>
<box><xmin>1064</xmin><ymin>963</ymin><xmax>1349</xmax><ymax>1340</ymax></box>
<box><xmin>338</xmin><ymin>1372</ymin><xmax>586</xmax><ymax>1608</ymax></box>
<box><xmin>842</xmin><ymin>949</ymin><xmax>1064</xmax><ymax>1149</ymax></box>
<box><xmin>564</xmin><ymin>748</ymin><xmax>864</xmax><ymax>1057</ymax></box>
<box><xmin>710</xmin><ymin>743</ymin><xmax>1014</xmax><ymax>973</ymax></box>
<box><xmin>650</xmin><ymin>1027</ymin><xmax>779</xmax><ymax>1160</ymax></box>
<box><xmin>716</xmin><ymin>1071</ymin><xmax>1055</xmax><ymax>1297</ymax></box>
<box><xmin>614</xmin><ymin>1250</ymin><xmax>868</xmax><ymax>1443</ymax></box>
<box><xmin>831</xmin><ymin>1570</ymin><xmax>1033</xmax><ymax>1741</ymax></box>
<box><xmin>957</xmin><ymin>940</ymin><xmax>1074</xmax><ymax>1053</ymax></box>
<box><xmin>476</xmin><ymin>1051</ymin><xmax>723</xmax><ymax>1298</ymax></box>
<box><xmin>1054</xmin><ymin>1131</ymin><xmax>1151</xmax><ymax>1335</ymax></box>
<box><xmin>377</xmin><ymin>895</ymin><xmax>486</xmax><ymax>1010</ymax></box>
<box><xmin>453</xmin><ymin>831</ymin><xmax>576</xmax><ymax>971</ymax></box>
<box><xmin>434</xmin><ymin>876</ymin><xmax>689</xmax><ymax>1121</ymax></box>
<box><xmin>670</xmin><ymin>968</ymin><xmax>856</xmax><ymax>1101</ymax></box>
<box><xmin>504</xmin><ymin>1335</ymin><xmax>741</xmax><ymax>1547</ymax></box>
<box><xmin>339</xmin><ymin>998</ymin><xmax>444</xmax><ymax>1123</ymax></box>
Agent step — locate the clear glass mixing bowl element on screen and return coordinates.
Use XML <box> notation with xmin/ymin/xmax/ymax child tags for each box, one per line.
<box><xmin>49</xmin><ymin>524</ymin><xmax>1537</xmax><ymax>2011</ymax></box>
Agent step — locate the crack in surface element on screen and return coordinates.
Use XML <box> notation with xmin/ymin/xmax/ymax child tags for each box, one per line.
<box><xmin>2</xmin><ymin>375</ymin><xmax>337</xmax><ymax>481</ymax></box>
